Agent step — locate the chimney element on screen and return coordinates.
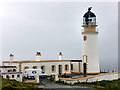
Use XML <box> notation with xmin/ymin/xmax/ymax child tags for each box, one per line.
<box><xmin>9</xmin><ymin>54</ymin><xmax>14</xmax><ymax>66</ymax></box>
<box><xmin>59</xmin><ymin>52</ymin><xmax>62</xmax><ymax>60</ymax></box>
<box><xmin>36</xmin><ymin>52</ymin><xmax>41</xmax><ymax>61</ymax></box>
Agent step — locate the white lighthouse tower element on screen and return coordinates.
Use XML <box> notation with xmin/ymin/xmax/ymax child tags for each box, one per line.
<box><xmin>82</xmin><ymin>7</ymin><xmax>100</xmax><ymax>74</ymax></box>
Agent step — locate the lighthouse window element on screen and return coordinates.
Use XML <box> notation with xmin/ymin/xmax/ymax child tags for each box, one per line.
<box><xmin>83</xmin><ymin>55</ymin><xmax>87</xmax><ymax>63</ymax></box>
<box><xmin>84</xmin><ymin>36</ymin><xmax>87</xmax><ymax>41</ymax></box>
<box><xmin>89</xmin><ymin>19</ymin><xmax>92</xmax><ymax>22</ymax></box>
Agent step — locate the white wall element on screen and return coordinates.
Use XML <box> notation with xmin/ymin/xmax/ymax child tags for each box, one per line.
<box><xmin>21</xmin><ymin>61</ymin><xmax>71</xmax><ymax>75</ymax></box>
<box><xmin>60</xmin><ymin>73</ymin><xmax>119</xmax><ymax>84</ymax></box>
<box><xmin>2</xmin><ymin>74</ymin><xmax>22</xmax><ymax>82</ymax></box>
<box><xmin>3</xmin><ymin>63</ymin><xmax>19</xmax><ymax>72</ymax></box>
<box><xmin>80</xmin><ymin>62</ymin><xmax>83</xmax><ymax>73</ymax></box>
<box><xmin>4</xmin><ymin>61</ymin><xmax>71</xmax><ymax>76</ymax></box>
<box><xmin>0</xmin><ymin>67</ymin><xmax>17</xmax><ymax>73</ymax></box>
<box><xmin>71</xmin><ymin>62</ymin><xmax>79</xmax><ymax>73</ymax></box>
<box><xmin>82</xmin><ymin>33</ymin><xmax>100</xmax><ymax>73</ymax></box>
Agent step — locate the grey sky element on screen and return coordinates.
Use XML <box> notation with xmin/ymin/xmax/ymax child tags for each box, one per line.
<box><xmin>1</xmin><ymin>2</ymin><xmax>118</xmax><ymax>71</ymax></box>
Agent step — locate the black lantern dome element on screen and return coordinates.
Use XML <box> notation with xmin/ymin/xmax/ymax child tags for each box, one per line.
<box><xmin>83</xmin><ymin>7</ymin><xmax>97</xmax><ymax>26</ymax></box>
<box><xmin>83</xmin><ymin>7</ymin><xmax>96</xmax><ymax>18</ymax></box>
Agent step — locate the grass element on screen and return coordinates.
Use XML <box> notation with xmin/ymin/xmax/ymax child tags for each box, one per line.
<box><xmin>56</xmin><ymin>79</ymin><xmax>120</xmax><ymax>89</ymax></box>
<box><xmin>1</xmin><ymin>78</ymin><xmax>45</xmax><ymax>89</ymax></box>
<box><xmin>1</xmin><ymin>76</ymin><xmax>120</xmax><ymax>89</ymax></box>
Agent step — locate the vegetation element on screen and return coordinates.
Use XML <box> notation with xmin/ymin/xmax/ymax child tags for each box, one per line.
<box><xmin>1</xmin><ymin>76</ymin><xmax>120</xmax><ymax>89</ymax></box>
<box><xmin>56</xmin><ymin>79</ymin><xmax>120</xmax><ymax>89</ymax></box>
<box><xmin>1</xmin><ymin>78</ymin><xmax>45</xmax><ymax>89</ymax></box>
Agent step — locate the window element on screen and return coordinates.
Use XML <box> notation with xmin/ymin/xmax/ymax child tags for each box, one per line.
<box><xmin>6</xmin><ymin>75</ymin><xmax>9</xmax><ymax>78</ymax></box>
<box><xmin>83</xmin><ymin>55</ymin><xmax>87</xmax><ymax>63</ymax></box>
<box><xmin>8</xmin><ymin>70</ymin><xmax>12</xmax><ymax>72</ymax></box>
<box><xmin>65</xmin><ymin>65</ymin><xmax>69</xmax><ymax>71</ymax></box>
<box><xmin>32</xmin><ymin>66</ymin><xmax>37</xmax><ymax>69</ymax></box>
<box><xmin>89</xmin><ymin>19</ymin><xmax>92</xmax><ymax>22</ymax></box>
<box><xmin>12</xmin><ymin>75</ymin><xmax>14</xmax><ymax>78</ymax></box>
<box><xmin>41</xmin><ymin>66</ymin><xmax>45</xmax><ymax>73</ymax></box>
<box><xmin>32</xmin><ymin>71</ymin><xmax>37</xmax><ymax>74</ymax></box>
<box><xmin>51</xmin><ymin>65</ymin><xmax>56</xmax><ymax>72</ymax></box>
<box><xmin>71</xmin><ymin>64</ymin><xmax>73</xmax><ymax>70</ymax></box>
<box><xmin>24</xmin><ymin>66</ymin><xmax>29</xmax><ymax>70</ymax></box>
<box><xmin>83</xmin><ymin>36</ymin><xmax>87</xmax><ymax>41</ymax></box>
<box><xmin>42</xmin><ymin>71</ymin><xmax>44</xmax><ymax>74</ymax></box>
<box><xmin>13</xmin><ymin>69</ymin><xmax>16</xmax><ymax>72</ymax></box>
<box><xmin>17</xmin><ymin>74</ymin><xmax>20</xmax><ymax>77</ymax></box>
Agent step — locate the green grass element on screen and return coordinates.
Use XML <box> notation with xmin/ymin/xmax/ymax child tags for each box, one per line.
<box><xmin>1</xmin><ymin>78</ymin><xmax>45</xmax><ymax>89</ymax></box>
<box><xmin>56</xmin><ymin>79</ymin><xmax>120</xmax><ymax>89</ymax></box>
<box><xmin>1</xmin><ymin>77</ymin><xmax>120</xmax><ymax>89</ymax></box>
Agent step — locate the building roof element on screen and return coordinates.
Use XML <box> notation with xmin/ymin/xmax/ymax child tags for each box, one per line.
<box><xmin>71</xmin><ymin>60</ymin><xmax>82</xmax><ymax>62</ymax></box>
<box><xmin>1</xmin><ymin>72</ymin><xmax>22</xmax><ymax>74</ymax></box>
<box><xmin>0</xmin><ymin>66</ymin><xmax>16</xmax><ymax>68</ymax></box>
<box><xmin>3</xmin><ymin>60</ymin><xmax>71</xmax><ymax>63</ymax></box>
<box><xmin>3</xmin><ymin>60</ymin><xmax>82</xmax><ymax>63</ymax></box>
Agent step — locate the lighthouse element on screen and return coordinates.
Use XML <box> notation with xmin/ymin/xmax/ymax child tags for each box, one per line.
<box><xmin>82</xmin><ymin>7</ymin><xmax>100</xmax><ymax>74</ymax></box>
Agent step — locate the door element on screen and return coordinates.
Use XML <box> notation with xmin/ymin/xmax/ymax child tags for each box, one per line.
<box><xmin>83</xmin><ymin>63</ymin><xmax>87</xmax><ymax>74</ymax></box>
<box><xmin>58</xmin><ymin>65</ymin><xmax>62</xmax><ymax>75</ymax></box>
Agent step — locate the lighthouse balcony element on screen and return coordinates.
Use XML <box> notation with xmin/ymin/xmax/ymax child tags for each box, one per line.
<box><xmin>82</xmin><ymin>22</ymin><xmax>98</xmax><ymax>27</ymax></box>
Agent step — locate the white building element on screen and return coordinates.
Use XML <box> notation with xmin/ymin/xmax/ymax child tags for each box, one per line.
<box><xmin>0</xmin><ymin>66</ymin><xmax>22</xmax><ymax>82</ymax></box>
<box><xmin>3</xmin><ymin>53</ymin><xmax>83</xmax><ymax>76</ymax></box>
<box><xmin>2</xmin><ymin>7</ymin><xmax>100</xmax><ymax>77</ymax></box>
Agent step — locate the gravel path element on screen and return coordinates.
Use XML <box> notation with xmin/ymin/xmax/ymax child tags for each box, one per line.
<box><xmin>36</xmin><ymin>80</ymin><xmax>96</xmax><ymax>89</ymax></box>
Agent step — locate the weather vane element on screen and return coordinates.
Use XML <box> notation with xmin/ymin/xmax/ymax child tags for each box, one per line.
<box><xmin>88</xmin><ymin>7</ymin><xmax>92</xmax><ymax>11</ymax></box>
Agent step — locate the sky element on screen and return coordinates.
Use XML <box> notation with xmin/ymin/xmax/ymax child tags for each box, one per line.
<box><xmin>0</xmin><ymin>2</ymin><xmax>118</xmax><ymax>71</ymax></box>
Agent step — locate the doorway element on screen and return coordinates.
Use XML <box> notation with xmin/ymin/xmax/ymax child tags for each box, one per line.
<box><xmin>83</xmin><ymin>63</ymin><xmax>87</xmax><ymax>74</ymax></box>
